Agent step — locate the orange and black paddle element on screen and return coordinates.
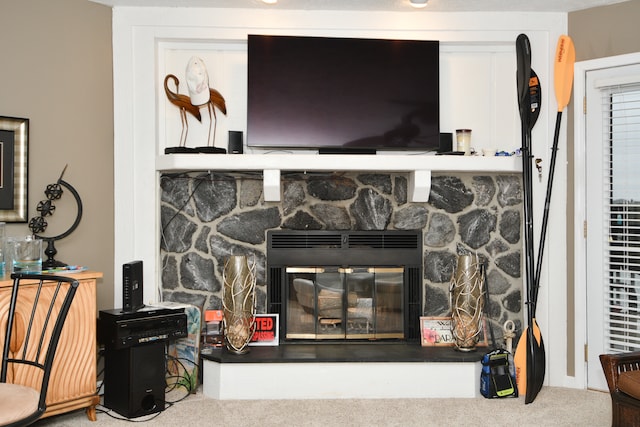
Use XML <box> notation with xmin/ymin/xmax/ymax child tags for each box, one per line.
<box><xmin>513</xmin><ymin>36</ymin><xmax>530</xmax><ymax>400</ymax></box>
<box><xmin>513</xmin><ymin>32</ymin><xmax>543</xmax><ymax>404</ymax></box>
<box><xmin>533</xmin><ymin>35</ymin><xmax>575</xmax><ymax>310</ymax></box>
<box><xmin>514</xmin><ymin>34</ymin><xmax>575</xmax><ymax>404</ymax></box>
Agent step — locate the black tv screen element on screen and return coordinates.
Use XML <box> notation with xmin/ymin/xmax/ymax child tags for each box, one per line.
<box><xmin>247</xmin><ymin>35</ymin><xmax>440</xmax><ymax>153</ymax></box>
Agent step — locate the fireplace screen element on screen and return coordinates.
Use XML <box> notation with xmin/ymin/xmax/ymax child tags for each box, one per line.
<box><xmin>285</xmin><ymin>266</ymin><xmax>404</xmax><ymax>340</ymax></box>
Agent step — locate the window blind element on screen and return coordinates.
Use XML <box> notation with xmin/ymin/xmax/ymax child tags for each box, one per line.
<box><xmin>603</xmin><ymin>83</ymin><xmax>640</xmax><ymax>352</ymax></box>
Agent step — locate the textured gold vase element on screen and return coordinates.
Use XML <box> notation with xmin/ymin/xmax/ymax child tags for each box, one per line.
<box><xmin>222</xmin><ymin>255</ymin><xmax>256</xmax><ymax>354</ymax></box>
<box><xmin>450</xmin><ymin>254</ymin><xmax>485</xmax><ymax>352</ymax></box>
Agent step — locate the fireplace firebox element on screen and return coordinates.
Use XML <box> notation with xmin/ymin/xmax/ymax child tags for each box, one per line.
<box><xmin>267</xmin><ymin>230</ymin><xmax>423</xmax><ymax>343</ymax></box>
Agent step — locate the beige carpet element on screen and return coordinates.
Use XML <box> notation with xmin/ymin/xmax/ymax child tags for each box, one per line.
<box><xmin>36</xmin><ymin>386</ymin><xmax>610</xmax><ymax>427</ymax></box>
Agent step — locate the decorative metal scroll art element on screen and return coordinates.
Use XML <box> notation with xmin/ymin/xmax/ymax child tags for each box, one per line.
<box><xmin>449</xmin><ymin>254</ymin><xmax>485</xmax><ymax>352</ymax></box>
<box><xmin>222</xmin><ymin>255</ymin><xmax>257</xmax><ymax>354</ymax></box>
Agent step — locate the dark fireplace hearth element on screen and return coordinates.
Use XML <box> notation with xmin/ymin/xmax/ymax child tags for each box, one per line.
<box><xmin>266</xmin><ymin>230</ymin><xmax>422</xmax><ymax>343</ymax></box>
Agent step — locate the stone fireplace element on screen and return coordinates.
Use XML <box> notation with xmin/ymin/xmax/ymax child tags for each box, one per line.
<box><xmin>159</xmin><ymin>170</ymin><xmax>524</xmax><ymax>341</ymax></box>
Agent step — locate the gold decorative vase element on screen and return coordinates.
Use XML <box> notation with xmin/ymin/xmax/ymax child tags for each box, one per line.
<box><xmin>449</xmin><ymin>254</ymin><xmax>485</xmax><ymax>352</ymax></box>
<box><xmin>222</xmin><ymin>255</ymin><xmax>256</xmax><ymax>354</ymax></box>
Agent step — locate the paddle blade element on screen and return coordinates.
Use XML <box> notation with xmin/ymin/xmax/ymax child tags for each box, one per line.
<box><xmin>516</xmin><ymin>34</ymin><xmax>532</xmax><ymax>118</ymax></box>
<box><xmin>525</xmin><ymin>318</ymin><xmax>546</xmax><ymax>404</ymax></box>
<box><xmin>514</xmin><ymin>329</ymin><xmax>528</xmax><ymax>395</ymax></box>
<box><xmin>554</xmin><ymin>35</ymin><xmax>576</xmax><ymax>112</ymax></box>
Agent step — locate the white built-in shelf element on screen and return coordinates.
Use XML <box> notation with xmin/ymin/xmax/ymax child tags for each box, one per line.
<box><xmin>156</xmin><ymin>153</ymin><xmax>521</xmax><ymax>202</ymax></box>
<box><xmin>156</xmin><ymin>153</ymin><xmax>521</xmax><ymax>173</ymax></box>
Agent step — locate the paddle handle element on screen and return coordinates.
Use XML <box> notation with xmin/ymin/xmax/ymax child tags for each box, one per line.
<box><xmin>532</xmin><ymin>111</ymin><xmax>562</xmax><ymax>316</ymax></box>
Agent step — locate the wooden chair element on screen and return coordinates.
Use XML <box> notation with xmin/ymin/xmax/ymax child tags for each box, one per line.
<box><xmin>600</xmin><ymin>351</ymin><xmax>640</xmax><ymax>427</ymax></box>
<box><xmin>0</xmin><ymin>273</ymin><xmax>80</xmax><ymax>427</ymax></box>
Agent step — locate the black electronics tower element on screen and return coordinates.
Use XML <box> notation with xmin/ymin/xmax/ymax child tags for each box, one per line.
<box><xmin>103</xmin><ymin>341</ymin><xmax>166</xmax><ymax>418</ymax></box>
<box><xmin>122</xmin><ymin>260</ymin><xmax>144</xmax><ymax>313</ymax></box>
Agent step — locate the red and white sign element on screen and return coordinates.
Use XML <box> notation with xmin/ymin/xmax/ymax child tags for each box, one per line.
<box><xmin>249</xmin><ymin>314</ymin><xmax>279</xmax><ymax>346</ymax></box>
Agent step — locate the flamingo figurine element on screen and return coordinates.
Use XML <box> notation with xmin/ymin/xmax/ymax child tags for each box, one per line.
<box><xmin>164</xmin><ymin>74</ymin><xmax>202</xmax><ymax>149</ymax></box>
<box><xmin>164</xmin><ymin>56</ymin><xmax>227</xmax><ymax>153</ymax></box>
<box><xmin>185</xmin><ymin>56</ymin><xmax>227</xmax><ymax>151</ymax></box>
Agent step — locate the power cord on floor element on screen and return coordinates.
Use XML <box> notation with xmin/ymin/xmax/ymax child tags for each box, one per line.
<box><xmin>165</xmin><ymin>353</ymin><xmax>198</xmax><ymax>398</ymax></box>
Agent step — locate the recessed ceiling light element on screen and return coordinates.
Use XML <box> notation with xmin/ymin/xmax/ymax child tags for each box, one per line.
<box><xmin>262</xmin><ymin>0</ymin><xmax>277</xmax><ymax>4</ymax></box>
<box><xmin>410</xmin><ymin>0</ymin><xmax>428</xmax><ymax>8</ymax></box>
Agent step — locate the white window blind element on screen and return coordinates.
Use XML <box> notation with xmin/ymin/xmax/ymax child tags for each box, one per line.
<box><xmin>603</xmin><ymin>83</ymin><xmax>640</xmax><ymax>352</ymax></box>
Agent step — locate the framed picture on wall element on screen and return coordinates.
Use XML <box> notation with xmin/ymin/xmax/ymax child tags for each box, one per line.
<box><xmin>0</xmin><ymin>116</ymin><xmax>28</xmax><ymax>222</ymax></box>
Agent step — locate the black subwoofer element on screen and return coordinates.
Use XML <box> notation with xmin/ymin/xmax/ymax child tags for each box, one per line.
<box><xmin>103</xmin><ymin>341</ymin><xmax>166</xmax><ymax>418</ymax></box>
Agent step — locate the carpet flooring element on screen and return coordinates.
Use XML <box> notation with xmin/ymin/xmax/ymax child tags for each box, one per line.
<box><xmin>35</xmin><ymin>385</ymin><xmax>610</xmax><ymax>427</ymax></box>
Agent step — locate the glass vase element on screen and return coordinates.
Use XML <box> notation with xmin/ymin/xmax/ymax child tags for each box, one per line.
<box><xmin>222</xmin><ymin>255</ymin><xmax>256</xmax><ymax>354</ymax></box>
<box><xmin>450</xmin><ymin>254</ymin><xmax>485</xmax><ymax>352</ymax></box>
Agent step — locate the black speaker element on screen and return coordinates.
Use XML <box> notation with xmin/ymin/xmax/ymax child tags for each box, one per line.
<box><xmin>228</xmin><ymin>130</ymin><xmax>243</xmax><ymax>154</ymax></box>
<box><xmin>438</xmin><ymin>132</ymin><xmax>453</xmax><ymax>153</ymax></box>
<box><xmin>103</xmin><ymin>341</ymin><xmax>166</xmax><ymax>418</ymax></box>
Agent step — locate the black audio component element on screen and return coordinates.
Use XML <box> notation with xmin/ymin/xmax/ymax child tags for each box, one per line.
<box><xmin>438</xmin><ymin>132</ymin><xmax>453</xmax><ymax>153</ymax></box>
<box><xmin>122</xmin><ymin>260</ymin><xmax>144</xmax><ymax>313</ymax></box>
<box><xmin>228</xmin><ymin>130</ymin><xmax>243</xmax><ymax>154</ymax></box>
<box><xmin>103</xmin><ymin>341</ymin><xmax>166</xmax><ymax>418</ymax></box>
<box><xmin>98</xmin><ymin>307</ymin><xmax>187</xmax><ymax>350</ymax></box>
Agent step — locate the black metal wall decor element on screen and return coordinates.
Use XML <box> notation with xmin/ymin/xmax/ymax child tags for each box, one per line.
<box><xmin>28</xmin><ymin>166</ymin><xmax>83</xmax><ymax>268</ymax></box>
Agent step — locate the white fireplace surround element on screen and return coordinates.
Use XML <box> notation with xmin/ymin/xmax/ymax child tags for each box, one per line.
<box><xmin>104</xmin><ymin>3</ymin><xmax>576</xmax><ymax>394</ymax></box>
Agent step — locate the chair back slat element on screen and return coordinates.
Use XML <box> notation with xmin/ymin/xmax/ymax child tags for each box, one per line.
<box><xmin>0</xmin><ymin>273</ymin><xmax>80</xmax><ymax>417</ymax></box>
<box><xmin>18</xmin><ymin>284</ymin><xmax>42</xmax><ymax>362</ymax></box>
<box><xmin>32</xmin><ymin>283</ymin><xmax>64</xmax><ymax>364</ymax></box>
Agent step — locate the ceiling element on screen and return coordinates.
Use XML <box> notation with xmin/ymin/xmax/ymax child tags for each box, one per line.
<box><xmin>92</xmin><ymin>0</ymin><xmax>629</xmax><ymax>12</ymax></box>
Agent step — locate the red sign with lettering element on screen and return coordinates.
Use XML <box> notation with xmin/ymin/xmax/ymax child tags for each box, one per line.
<box><xmin>249</xmin><ymin>314</ymin><xmax>279</xmax><ymax>346</ymax></box>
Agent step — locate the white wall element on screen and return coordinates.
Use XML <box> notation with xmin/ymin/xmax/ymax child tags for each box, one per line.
<box><xmin>110</xmin><ymin>7</ymin><xmax>573</xmax><ymax>387</ymax></box>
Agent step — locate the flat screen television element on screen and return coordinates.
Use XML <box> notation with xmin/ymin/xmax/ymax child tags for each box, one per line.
<box><xmin>247</xmin><ymin>35</ymin><xmax>440</xmax><ymax>153</ymax></box>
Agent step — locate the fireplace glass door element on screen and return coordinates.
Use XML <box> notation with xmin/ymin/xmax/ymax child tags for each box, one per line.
<box><xmin>285</xmin><ymin>267</ymin><xmax>404</xmax><ymax>340</ymax></box>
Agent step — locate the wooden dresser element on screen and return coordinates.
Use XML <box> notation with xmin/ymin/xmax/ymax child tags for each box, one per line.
<box><xmin>0</xmin><ymin>271</ymin><xmax>102</xmax><ymax>421</ymax></box>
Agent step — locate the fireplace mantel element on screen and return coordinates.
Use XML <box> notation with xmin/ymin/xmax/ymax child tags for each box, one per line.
<box><xmin>156</xmin><ymin>153</ymin><xmax>521</xmax><ymax>202</ymax></box>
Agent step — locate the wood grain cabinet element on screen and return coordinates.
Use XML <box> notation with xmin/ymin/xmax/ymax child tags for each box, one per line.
<box><xmin>0</xmin><ymin>271</ymin><xmax>102</xmax><ymax>421</ymax></box>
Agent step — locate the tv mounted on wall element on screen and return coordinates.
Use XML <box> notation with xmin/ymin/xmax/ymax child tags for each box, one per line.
<box><xmin>247</xmin><ymin>35</ymin><xmax>440</xmax><ymax>154</ymax></box>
